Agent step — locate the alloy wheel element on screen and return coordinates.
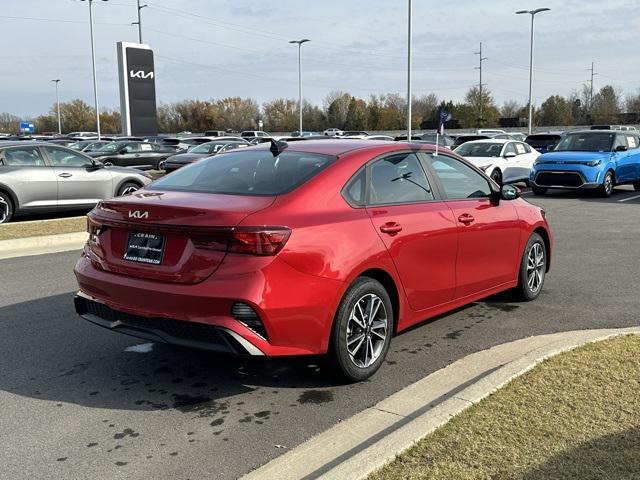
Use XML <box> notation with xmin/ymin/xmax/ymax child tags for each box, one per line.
<box><xmin>604</xmin><ymin>174</ymin><xmax>613</xmax><ymax>195</ymax></box>
<box><xmin>526</xmin><ymin>242</ymin><xmax>545</xmax><ymax>293</ymax></box>
<box><xmin>346</xmin><ymin>293</ymin><xmax>388</xmax><ymax>368</ymax></box>
<box><xmin>120</xmin><ymin>186</ymin><xmax>139</xmax><ymax>196</ymax></box>
<box><xmin>0</xmin><ymin>197</ymin><xmax>9</xmax><ymax>223</ymax></box>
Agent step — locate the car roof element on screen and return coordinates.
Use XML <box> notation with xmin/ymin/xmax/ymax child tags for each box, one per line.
<box><xmin>458</xmin><ymin>138</ymin><xmax>512</xmax><ymax>145</ymax></box>
<box><xmin>245</xmin><ymin>138</ymin><xmax>440</xmax><ymax>156</ymax></box>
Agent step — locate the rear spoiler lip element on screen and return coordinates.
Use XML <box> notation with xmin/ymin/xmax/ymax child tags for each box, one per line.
<box><xmin>88</xmin><ymin>212</ymin><xmax>288</xmax><ymax>236</ymax></box>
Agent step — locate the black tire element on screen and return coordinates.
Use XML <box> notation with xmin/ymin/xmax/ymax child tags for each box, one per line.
<box><xmin>514</xmin><ymin>232</ymin><xmax>547</xmax><ymax>301</ymax></box>
<box><xmin>156</xmin><ymin>159</ymin><xmax>166</xmax><ymax>170</ymax></box>
<box><xmin>490</xmin><ymin>169</ymin><xmax>503</xmax><ymax>186</ymax></box>
<box><xmin>117</xmin><ymin>181</ymin><xmax>141</xmax><ymax>197</ymax></box>
<box><xmin>0</xmin><ymin>191</ymin><xmax>14</xmax><ymax>224</ymax></box>
<box><xmin>329</xmin><ymin>277</ymin><xmax>393</xmax><ymax>382</ymax></box>
<box><xmin>531</xmin><ymin>186</ymin><xmax>547</xmax><ymax>196</ymax></box>
<box><xmin>598</xmin><ymin>171</ymin><xmax>614</xmax><ymax>197</ymax></box>
<box><xmin>633</xmin><ymin>181</ymin><xmax>640</xmax><ymax>192</ymax></box>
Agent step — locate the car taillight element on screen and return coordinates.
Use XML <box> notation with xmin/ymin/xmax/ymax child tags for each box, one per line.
<box><xmin>87</xmin><ymin>216</ymin><xmax>105</xmax><ymax>246</ymax></box>
<box><xmin>191</xmin><ymin>227</ymin><xmax>291</xmax><ymax>256</ymax></box>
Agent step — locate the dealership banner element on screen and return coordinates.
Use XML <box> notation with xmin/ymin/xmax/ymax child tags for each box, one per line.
<box><xmin>117</xmin><ymin>42</ymin><xmax>158</xmax><ymax>136</ymax></box>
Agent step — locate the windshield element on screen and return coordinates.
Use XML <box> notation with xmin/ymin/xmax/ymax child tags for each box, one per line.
<box><xmin>455</xmin><ymin>142</ymin><xmax>503</xmax><ymax>157</ymax></box>
<box><xmin>95</xmin><ymin>141</ymin><xmax>126</xmax><ymax>153</ymax></box>
<box><xmin>149</xmin><ymin>150</ymin><xmax>336</xmax><ymax>196</ymax></box>
<box><xmin>526</xmin><ymin>135</ymin><xmax>561</xmax><ymax>148</ymax></box>
<box><xmin>554</xmin><ymin>132</ymin><xmax>615</xmax><ymax>152</ymax></box>
<box><xmin>189</xmin><ymin>143</ymin><xmax>223</xmax><ymax>154</ymax></box>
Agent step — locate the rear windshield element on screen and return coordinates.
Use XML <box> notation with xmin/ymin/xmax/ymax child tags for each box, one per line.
<box><xmin>526</xmin><ymin>135</ymin><xmax>562</xmax><ymax>148</ymax></box>
<box><xmin>149</xmin><ymin>149</ymin><xmax>337</xmax><ymax>196</ymax></box>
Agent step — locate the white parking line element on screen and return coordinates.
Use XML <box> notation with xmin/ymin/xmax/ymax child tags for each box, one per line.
<box><xmin>618</xmin><ymin>194</ymin><xmax>640</xmax><ymax>203</ymax></box>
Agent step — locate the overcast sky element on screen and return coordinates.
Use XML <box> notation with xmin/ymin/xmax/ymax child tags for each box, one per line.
<box><xmin>2</xmin><ymin>0</ymin><xmax>639</xmax><ymax>117</ymax></box>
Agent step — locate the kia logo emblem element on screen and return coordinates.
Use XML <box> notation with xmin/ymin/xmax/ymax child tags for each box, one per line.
<box><xmin>130</xmin><ymin>70</ymin><xmax>154</xmax><ymax>79</ymax></box>
<box><xmin>128</xmin><ymin>210</ymin><xmax>149</xmax><ymax>219</ymax></box>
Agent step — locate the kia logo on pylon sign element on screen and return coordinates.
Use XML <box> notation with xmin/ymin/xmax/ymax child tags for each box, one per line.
<box><xmin>128</xmin><ymin>210</ymin><xmax>149</xmax><ymax>219</ymax></box>
<box><xmin>130</xmin><ymin>70</ymin><xmax>154</xmax><ymax>79</ymax></box>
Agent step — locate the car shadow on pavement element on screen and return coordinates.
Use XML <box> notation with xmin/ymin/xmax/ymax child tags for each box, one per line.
<box><xmin>526</xmin><ymin>186</ymin><xmax>637</xmax><ymax>204</ymax></box>
<box><xmin>521</xmin><ymin>427</ymin><xmax>640</xmax><ymax>480</ymax></box>
<box><xmin>0</xmin><ymin>293</ymin><xmax>342</xmax><ymax>413</ymax></box>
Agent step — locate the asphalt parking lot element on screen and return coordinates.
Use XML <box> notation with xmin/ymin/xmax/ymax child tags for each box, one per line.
<box><xmin>1</xmin><ymin>186</ymin><xmax>639</xmax><ymax>480</ymax></box>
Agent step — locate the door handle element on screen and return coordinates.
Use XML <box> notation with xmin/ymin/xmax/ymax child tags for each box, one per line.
<box><xmin>380</xmin><ymin>222</ymin><xmax>402</xmax><ymax>234</ymax></box>
<box><xmin>58</xmin><ymin>173</ymin><xmax>72</xmax><ymax>178</ymax></box>
<box><xmin>458</xmin><ymin>213</ymin><xmax>475</xmax><ymax>225</ymax></box>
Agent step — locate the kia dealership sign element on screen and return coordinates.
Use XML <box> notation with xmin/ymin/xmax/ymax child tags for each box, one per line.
<box><xmin>117</xmin><ymin>42</ymin><xmax>158</xmax><ymax>136</ymax></box>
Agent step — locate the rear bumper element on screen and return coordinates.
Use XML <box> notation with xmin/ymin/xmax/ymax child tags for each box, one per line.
<box><xmin>74</xmin><ymin>252</ymin><xmax>344</xmax><ymax>357</ymax></box>
<box><xmin>163</xmin><ymin>163</ymin><xmax>185</xmax><ymax>173</ymax></box>
<box><xmin>75</xmin><ymin>293</ymin><xmax>263</xmax><ymax>355</ymax></box>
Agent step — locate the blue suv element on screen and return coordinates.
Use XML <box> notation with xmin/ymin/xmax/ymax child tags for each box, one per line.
<box><xmin>530</xmin><ymin>130</ymin><xmax>640</xmax><ymax>197</ymax></box>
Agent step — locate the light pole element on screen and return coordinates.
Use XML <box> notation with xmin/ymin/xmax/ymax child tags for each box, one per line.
<box><xmin>80</xmin><ymin>0</ymin><xmax>108</xmax><ymax>139</ymax></box>
<box><xmin>289</xmin><ymin>39</ymin><xmax>310</xmax><ymax>135</ymax></box>
<box><xmin>406</xmin><ymin>0</ymin><xmax>412</xmax><ymax>139</ymax></box>
<box><xmin>52</xmin><ymin>79</ymin><xmax>62</xmax><ymax>135</ymax></box>
<box><xmin>516</xmin><ymin>7</ymin><xmax>550</xmax><ymax>135</ymax></box>
<box><xmin>132</xmin><ymin>0</ymin><xmax>147</xmax><ymax>44</ymax></box>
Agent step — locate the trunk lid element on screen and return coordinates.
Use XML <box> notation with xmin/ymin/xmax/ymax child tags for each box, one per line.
<box><xmin>87</xmin><ymin>190</ymin><xmax>275</xmax><ymax>284</ymax></box>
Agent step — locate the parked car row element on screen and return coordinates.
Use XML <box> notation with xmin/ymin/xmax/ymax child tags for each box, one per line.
<box><xmin>0</xmin><ymin>142</ymin><xmax>152</xmax><ymax>223</ymax></box>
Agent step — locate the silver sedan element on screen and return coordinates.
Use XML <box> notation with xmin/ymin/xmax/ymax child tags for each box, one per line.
<box><xmin>0</xmin><ymin>142</ymin><xmax>152</xmax><ymax>223</ymax></box>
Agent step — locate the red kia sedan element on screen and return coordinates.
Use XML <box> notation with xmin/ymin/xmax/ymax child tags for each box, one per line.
<box><xmin>74</xmin><ymin>140</ymin><xmax>552</xmax><ymax>381</ymax></box>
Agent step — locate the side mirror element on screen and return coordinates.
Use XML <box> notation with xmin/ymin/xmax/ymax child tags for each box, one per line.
<box><xmin>118</xmin><ymin>148</ymin><xmax>128</xmax><ymax>155</ymax></box>
<box><xmin>615</xmin><ymin>145</ymin><xmax>628</xmax><ymax>152</ymax></box>
<box><xmin>504</xmin><ymin>152</ymin><xmax>517</xmax><ymax>159</ymax></box>
<box><xmin>501</xmin><ymin>184</ymin><xmax>520</xmax><ymax>200</ymax></box>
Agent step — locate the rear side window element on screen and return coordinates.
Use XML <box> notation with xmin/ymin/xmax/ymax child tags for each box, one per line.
<box><xmin>149</xmin><ymin>149</ymin><xmax>336</xmax><ymax>196</ymax></box>
<box><xmin>368</xmin><ymin>153</ymin><xmax>434</xmax><ymax>205</ymax></box>
<box><xmin>2</xmin><ymin>147</ymin><xmax>46</xmax><ymax>166</ymax></box>
<box><xmin>625</xmin><ymin>134</ymin><xmax>638</xmax><ymax>149</ymax></box>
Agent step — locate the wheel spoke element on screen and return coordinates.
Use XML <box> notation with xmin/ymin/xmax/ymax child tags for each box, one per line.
<box><xmin>348</xmin><ymin>335</ymin><xmax>365</xmax><ymax>357</ymax></box>
<box><xmin>350</xmin><ymin>308</ymin><xmax>366</xmax><ymax>329</ymax></box>
<box><xmin>369</xmin><ymin>297</ymin><xmax>382</xmax><ymax>324</ymax></box>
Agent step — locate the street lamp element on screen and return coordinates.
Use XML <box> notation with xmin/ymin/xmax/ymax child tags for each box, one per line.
<box><xmin>132</xmin><ymin>0</ymin><xmax>148</xmax><ymax>44</ymax></box>
<box><xmin>51</xmin><ymin>79</ymin><xmax>61</xmax><ymax>135</ymax></box>
<box><xmin>516</xmin><ymin>7</ymin><xmax>551</xmax><ymax>135</ymax></box>
<box><xmin>80</xmin><ymin>0</ymin><xmax>108</xmax><ymax>139</ymax></box>
<box><xmin>289</xmin><ymin>39</ymin><xmax>310</xmax><ymax>135</ymax></box>
<box><xmin>406</xmin><ymin>0</ymin><xmax>413</xmax><ymax>139</ymax></box>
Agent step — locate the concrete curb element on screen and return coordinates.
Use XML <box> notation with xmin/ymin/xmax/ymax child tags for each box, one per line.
<box><xmin>243</xmin><ymin>327</ymin><xmax>640</xmax><ymax>480</ymax></box>
<box><xmin>0</xmin><ymin>231</ymin><xmax>87</xmax><ymax>260</ymax></box>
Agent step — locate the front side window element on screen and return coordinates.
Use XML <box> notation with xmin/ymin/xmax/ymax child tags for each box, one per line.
<box><xmin>1</xmin><ymin>147</ymin><xmax>46</xmax><ymax>167</ymax></box>
<box><xmin>429</xmin><ymin>155</ymin><xmax>492</xmax><ymax>199</ymax></box>
<box><xmin>45</xmin><ymin>147</ymin><xmax>92</xmax><ymax>167</ymax></box>
<box><xmin>504</xmin><ymin>143</ymin><xmax>517</xmax><ymax>155</ymax></box>
<box><xmin>149</xmin><ymin>149</ymin><xmax>336</xmax><ymax>196</ymax></box>
<box><xmin>368</xmin><ymin>153</ymin><xmax>433</xmax><ymax>205</ymax></box>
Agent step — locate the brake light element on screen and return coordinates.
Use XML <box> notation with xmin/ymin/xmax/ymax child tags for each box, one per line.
<box><xmin>192</xmin><ymin>227</ymin><xmax>291</xmax><ymax>256</ymax></box>
<box><xmin>87</xmin><ymin>216</ymin><xmax>105</xmax><ymax>245</ymax></box>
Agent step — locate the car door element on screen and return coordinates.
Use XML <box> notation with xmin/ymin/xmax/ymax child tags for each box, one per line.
<box><xmin>43</xmin><ymin>146</ymin><xmax>113</xmax><ymax>206</ymax></box>
<box><xmin>623</xmin><ymin>134</ymin><xmax>640</xmax><ymax>181</ymax></box>
<box><xmin>612</xmin><ymin>134</ymin><xmax>633</xmax><ymax>183</ymax></box>
<box><xmin>500</xmin><ymin>142</ymin><xmax>520</xmax><ymax>183</ymax></box>
<box><xmin>0</xmin><ymin>146</ymin><xmax>57</xmax><ymax>209</ymax></box>
<box><xmin>426</xmin><ymin>153</ymin><xmax>522</xmax><ymax>299</ymax></box>
<box><xmin>364</xmin><ymin>152</ymin><xmax>458</xmax><ymax>311</ymax></box>
<box><xmin>512</xmin><ymin>142</ymin><xmax>537</xmax><ymax>182</ymax></box>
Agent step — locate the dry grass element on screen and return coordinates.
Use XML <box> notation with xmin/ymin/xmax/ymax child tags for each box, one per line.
<box><xmin>0</xmin><ymin>216</ymin><xmax>86</xmax><ymax>241</ymax></box>
<box><xmin>370</xmin><ymin>335</ymin><xmax>640</xmax><ymax>480</ymax></box>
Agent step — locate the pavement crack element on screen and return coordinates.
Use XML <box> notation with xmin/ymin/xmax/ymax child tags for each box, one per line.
<box><xmin>372</xmin><ymin>407</ymin><xmax>406</xmax><ymax>418</ymax></box>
